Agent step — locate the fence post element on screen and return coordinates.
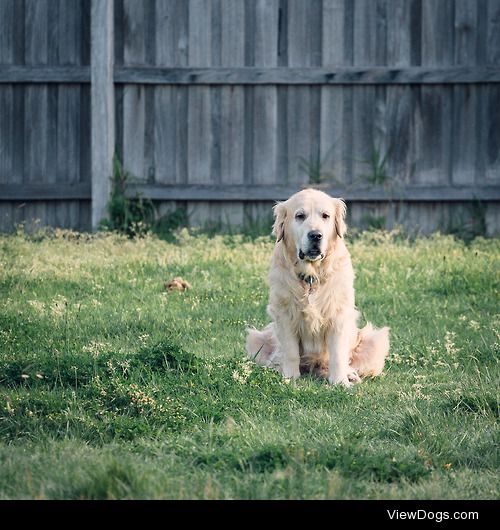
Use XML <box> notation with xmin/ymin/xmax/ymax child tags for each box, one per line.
<box><xmin>91</xmin><ymin>0</ymin><xmax>115</xmax><ymax>230</ymax></box>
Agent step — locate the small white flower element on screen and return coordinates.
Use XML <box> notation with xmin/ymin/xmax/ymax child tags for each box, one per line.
<box><xmin>232</xmin><ymin>370</ymin><xmax>246</xmax><ymax>384</ymax></box>
<box><xmin>28</xmin><ymin>300</ymin><xmax>45</xmax><ymax>313</ymax></box>
<box><xmin>444</xmin><ymin>331</ymin><xmax>460</xmax><ymax>356</ymax></box>
<box><xmin>83</xmin><ymin>340</ymin><xmax>106</xmax><ymax>358</ymax></box>
<box><xmin>50</xmin><ymin>295</ymin><xmax>68</xmax><ymax>318</ymax></box>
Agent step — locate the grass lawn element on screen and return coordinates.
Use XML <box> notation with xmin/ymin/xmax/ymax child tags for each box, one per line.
<box><xmin>0</xmin><ymin>228</ymin><xmax>498</xmax><ymax>499</ymax></box>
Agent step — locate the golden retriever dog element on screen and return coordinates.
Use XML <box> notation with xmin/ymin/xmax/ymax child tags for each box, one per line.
<box><xmin>246</xmin><ymin>188</ymin><xmax>389</xmax><ymax>387</ymax></box>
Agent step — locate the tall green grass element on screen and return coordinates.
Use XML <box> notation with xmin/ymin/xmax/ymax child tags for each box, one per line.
<box><xmin>0</xmin><ymin>229</ymin><xmax>498</xmax><ymax>499</ymax></box>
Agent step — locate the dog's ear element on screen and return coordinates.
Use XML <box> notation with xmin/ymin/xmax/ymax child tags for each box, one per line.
<box><xmin>272</xmin><ymin>201</ymin><xmax>287</xmax><ymax>243</ymax></box>
<box><xmin>333</xmin><ymin>198</ymin><xmax>347</xmax><ymax>239</ymax></box>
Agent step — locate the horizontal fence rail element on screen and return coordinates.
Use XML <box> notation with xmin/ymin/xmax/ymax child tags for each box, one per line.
<box><xmin>3</xmin><ymin>184</ymin><xmax>500</xmax><ymax>203</ymax></box>
<box><xmin>114</xmin><ymin>66</ymin><xmax>500</xmax><ymax>85</ymax></box>
<box><xmin>0</xmin><ymin>184</ymin><xmax>91</xmax><ymax>201</ymax></box>
<box><xmin>128</xmin><ymin>185</ymin><xmax>500</xmax><ymax>202</ymax></box>
<box><xmin>2</xmin><ymin>66</ymin><xmax>500</xmax><ymax>86</ymax></box>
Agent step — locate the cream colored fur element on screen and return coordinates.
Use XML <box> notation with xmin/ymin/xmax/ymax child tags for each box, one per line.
<box><xmin>246</xmin><ymin>188</ymin><xmax>389</xmax><ymax>387</ymax></box>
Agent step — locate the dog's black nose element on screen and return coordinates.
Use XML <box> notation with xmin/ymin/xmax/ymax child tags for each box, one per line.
<box><xmin>308</xmin><ymin>230</ymin><xmax>322</xmax><ymax>242</ymax></box>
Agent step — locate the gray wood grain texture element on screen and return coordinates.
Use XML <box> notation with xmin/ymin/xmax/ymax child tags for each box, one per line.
<box><xmin>0</xmin><ymin>183</ymin><xmax>91</xmax><ymax>200</ymax></box>
<box><xmin>110</xmin><ymin>65</ymin><xmax>500</xmax><ymax>85</ymax></box>
<box><xmin>1</xmin><ymin>0</ymin><xmax>500</xmax><ymax>235</ymax></box>
<box><xmin>484</xmin><ymin>0</ymin><xmax>500</xmax><ymax>183</ymax></box>
<box><xmin>186</xmin><ymin>0</ymin><xmax>213</xmax><ymax>227</ymax></box>
<box><xmin>125</xmin><ymin>183</ymin><xmax>500</xmax><ymax>202</ymax></box>
<box><xmin>154</xmin><ymin>0</ymin><xmax>188</xmax><ymax>204</ymax></box>
<box><xmin>321</xmin><ymin>0</ymin><xmax>349</xmax><ymax>186</ymax></box>
<box><xmin>91</xmin><ymin>0</ymin><xmax>114</xmax><ymax>228</ymax></box>
<box><xmin>351</xmin><ymin>0</ymin><xmax>384</xmax><ymax>182</ymax></box>
<box><xmin>417</xmin><ymin>0</ymin><xmax>454</xmax><ymax>187</ymax></box>
<box><xmin>251</xmin><ymin>5</ymin><xmax>279</xmax><ymax>186</ymax></box>
<box><xmin>452</xmin><ymin>0</ymin><xmax>478</xmax><ymax>186</ymax></box>
<box><xmin>57</xmin><ymin>0</ymin><xmax>84</xmax><ymax>228</ymax></box>
<box><xmin>386</xmin><ymin>1</ymin><xmax>416</xmax><ymax>186</ymax></box>
<box><xmin>0</xmin><ymin>0</ymin><xmax>15</xmax><ymax>230</ymax></box>
<box><xmin>286</xmin><ymin>1</ymin><xmax>321</xmax><ymax>185</ymax></box>
<box><xmin>122</xmin><ymin>0</ymin><xmax>147</xmax><ymax>181</ymax></box>
<box><xmin>217</xmin><ymin>0</ymin><xmax>246</xmax><ymax>225</ymax></box>
<box><xmin>3</xmin><ymin>65</ymin><xmax>500</xmax><ymax>85</ymax></box>
<box><xmin>24</xmin><ymin>0</ymin><xmax>49</xmax><ymax>227</ymax></box>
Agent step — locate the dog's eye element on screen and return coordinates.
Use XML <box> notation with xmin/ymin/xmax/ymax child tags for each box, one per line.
<box><xmin>295</xmin><ymin>212</ymin><xmax>306</xmax><ymax>221</ymax></box>
<box><xmin>322</xmin><ymin>213</ymin><xmax>330</xmax><ymax>220</ymax></box>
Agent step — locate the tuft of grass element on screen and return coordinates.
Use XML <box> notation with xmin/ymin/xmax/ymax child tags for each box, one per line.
<box><xmin>0</xmin><ymin>229</ymin><xmax>498</xmax><ymax>499</ymax></box>
<box><xmin>298</xmin><ymin>143</ymin><xmax>338</xmax><ymax>185</ymax></box>
<box><xmin>358</xmin><ymin>146</ymin><xmax>393</xmax><ymax>187</ymax></box>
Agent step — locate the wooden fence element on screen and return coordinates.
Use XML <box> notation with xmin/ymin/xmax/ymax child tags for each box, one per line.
<box><xmin>1</xmin><ymin>0</ymin><xmax>500</xmax><ymax>235</ymax></box>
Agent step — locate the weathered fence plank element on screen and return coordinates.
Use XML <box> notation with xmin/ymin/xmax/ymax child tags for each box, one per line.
<box><xmin>321</xmin><ymin>0</ymin><xmax>349</xmax><ymax>186</ymax></box>
<box><xmin>2</xmin><ymin>65</ymin><xmax>500</xmax><ymax>85</ymax></box>
<box><xmin>0</xmin><ymin>184</ymin><xmax>91</xmax><ymax>201</ymax></box>
<box><xmin>122</xmin><ymin>0</ymin><xmax>147</xmax><ymax>183</ymax></box>
<box><xmin>186</xmin><ymin>0</ymin><xmax>214</xmax><ymax>226</ymax></box>
<box><xmin>386</xmin><ymin>0</ymin><xmax>415</xmax><ymax>190</ymax></box>
<box><xmin>124</xmin><ymin>183</ymin><xmax>500</xmax><ymax>202</ymax></box>
<box><xmin>217</xmin><ymin>0</ymin><xmax>245</xmax><ymax>226</ymax></box>
<box><xmin>0</xmin><ymin>0</ymin><xmax>15</xmax><ymax>231</ymax></box>
<box><xmin>24</xmin><ymin>0</ymin><xmax>50</xmax><ymax>230</ymax></box>
<box><xmin>91</xmin><ymin>0</ymin><xmax>114</xmax><ymax>229</ymax></box>
<box><xmin>416</xmin><ymin>0</ymin><xmax>454</xmax><ymax>188</ymax></box>
<box><xmin>152</xmin><ymin>0</ymin><xmax>188</xmax><ymax>222</ymax></box>
<box><xmin>483</xmin><ymin>0</ymin><xmax>500</xmax><ymax>183</ymax></box>
<box><xmin>452</xmin><ymin>0</ymin><xmax>479</xmax><ymax>186</ymax></box>
<box><xmin>112</xmin><ymin>65</ymin><xmax>500</xmax><ymax>85</ymax></box>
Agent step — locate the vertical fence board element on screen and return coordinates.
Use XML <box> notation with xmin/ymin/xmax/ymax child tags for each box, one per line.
<box><xmin>186</xmin><ymin>0</ymin><xmax>213</xmax><ymax>226</ymax></box>
<box><xmin>152</xmin><ymin>0</ymin><xmax>189</xmax><ymax>221</ymax></box>
<box><xmin>286</xmin><ymin>0</ymin><xmax>322</xmax><ymax>186</ymax></box>
<box><xmin>216</xmin><ymin>0</ymin><xmax>246</xmax><ymax>226</ymax></box>
<box><xmin>123</xmin><ymin>0</ymin><xmax>146</xmax><ymax>181</ymax></box>
<box><xmin>251</xmin><ymin>0</ymin><xmax>279</xmax><ymax>187</ymax></box>
<box><xmin>24</xmin><ymin>0</ymin><xmax>49</xmax><ymax>230</ymax></box>
<box><xmin>484</xmin><ymin>0</ymin><xmax>500</xmax><ymax>183</ymax></box>
<box><xmin>416</xmin><ymin>0</ymin><xmax>454</xmax><ymax>187</ymax></box>
<box><xmin>386</xmin><ymin>0</ymin><xmax>416</xmax><ymax>191</ymax></box>
<box><xmin>91</xmin><ymin>0</ymin><xmax>114</xmax><ymax>229</ymax></box>
<box><xmin>352</xmin><ymin>0</ymin><xmax>387</xmax><ymax>185</ymax></box>
<box><xmin>245</xmin><ymin>0</ymin><xmax>280</xmax><ymax>226</ymax></box>
<box><xmin>321</xmin><ymin>0</ymin><xmax>349</xmax><ymax>187</ymax></box>
<box><xmin>452</xmin><ymin>0</ymin><xmax>478</xmax><ymax>186</ymax></box>
<box><xmin>0</xmin><ymin>0</ymin><xmax>15</xmax><ymax>230</ymax></box>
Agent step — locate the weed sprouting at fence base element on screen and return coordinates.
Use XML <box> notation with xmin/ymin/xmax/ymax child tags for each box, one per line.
<box><xmin>99</xmin><ymin>157</ymin><xmax>155</xmax><ymax>237</ymax></box>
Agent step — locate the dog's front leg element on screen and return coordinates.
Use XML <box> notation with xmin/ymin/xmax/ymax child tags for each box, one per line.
<box><xmin>327</xmin><ymin>326</ymin><xmax>352</xmax><ymax>387</ymax></box>
<box><xmin>274</xmin><ymin>314</ymin><xmax>300</xmax><ymax>379</ymax></box>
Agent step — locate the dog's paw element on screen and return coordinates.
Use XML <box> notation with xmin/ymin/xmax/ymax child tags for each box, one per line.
<box><xmin>328</xmin><ymin>374</ymin><xmax>353</xmax><ymax>388</ymax></box>
<box><xmin>282</xmin><ymin>361</ymin><xmax>300</xmax><ymax>380</ymax></box>
<box><xmin>347</xmin><ymin>369</ymin><xmax>361</xmax><ymax>384</ymax></box>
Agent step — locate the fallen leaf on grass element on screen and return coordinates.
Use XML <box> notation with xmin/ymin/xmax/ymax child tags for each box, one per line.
<box><xmin>164</xmin><ymin>277</ymin><xmax>192</xmax><ymax>292</ymax></box>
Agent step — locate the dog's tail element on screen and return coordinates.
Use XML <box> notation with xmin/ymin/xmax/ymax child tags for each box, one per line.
<box><xmin>246</xmin><ymin>323</ymin><xmax>278</xmax><ymax>368</ymax></box>
<box><xmin>350</xmin><ymin>323</ymin><xmax>390</xmax><ymax>378</ymax></box>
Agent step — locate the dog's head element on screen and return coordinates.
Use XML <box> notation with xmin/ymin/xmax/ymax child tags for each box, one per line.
<box><xmin>272</xmin><ymin>189</ymin><xmax>346</xmax><ymax>262</ymax></box>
